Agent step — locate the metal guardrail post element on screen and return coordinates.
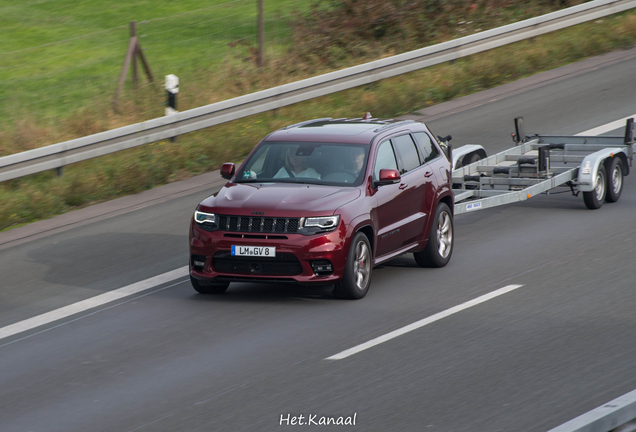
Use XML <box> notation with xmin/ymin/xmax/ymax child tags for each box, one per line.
<box><xmin>1</xmin><ymin>0</ymin><xmax>636</xmax><ymax>183</ymax></box>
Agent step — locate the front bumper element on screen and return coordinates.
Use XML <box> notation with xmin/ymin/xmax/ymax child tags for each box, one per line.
<box><xmin>189</xmin><ymin>220</ymin><xmax>348</xmax><ymax>284</ymax></box>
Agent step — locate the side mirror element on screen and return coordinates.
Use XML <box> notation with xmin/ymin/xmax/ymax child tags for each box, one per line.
<box><xmin>221</xmin><ymin>163</ymin><xmax>235</xmax><ymax>180</ymax></box>
<box><xmin>437</xmin><ymin>134</ymin><xmax>452</xmax><ymax>143</ymax></box>
<box><xmin>374</xmin><ymin>168</ymin><xmax>401</xmax><ymax>188</ymax></box>
<box><xmin>437</xmin><ymin>135</ymin><xmax>453</xmax><ymax>161</ymax></box>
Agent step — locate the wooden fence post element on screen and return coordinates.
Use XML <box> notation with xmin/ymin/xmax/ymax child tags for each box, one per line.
<box><xmin>131</xmin><ymin>21</ymin><xmax>138</xmax><ymax>89</ymax></box>
<box><xmin>113</xmin><ymin>21</ymin><xmax>154</xmax><ymax>111</ymax></box>
<box><xmin>258</xmin><ymin>0</ymin><xmax>264</xmax><ymax>67</ymax></box>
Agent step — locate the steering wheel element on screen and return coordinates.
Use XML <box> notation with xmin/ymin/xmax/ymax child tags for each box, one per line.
<box><xmin>324</xmin><ymin>170</ymin><xmax>358</xmax><ymax>183</ymax></box>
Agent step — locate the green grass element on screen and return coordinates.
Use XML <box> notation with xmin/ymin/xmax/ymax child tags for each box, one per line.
<box><xmin>1</xmin><ymin>2</ymin><xmax>636</xmax><ymax>232</ymax></box>
<box><xmin>0</xmin><ymin>0</ymin><xmax>305</xmax><ymax>133</ymax></box>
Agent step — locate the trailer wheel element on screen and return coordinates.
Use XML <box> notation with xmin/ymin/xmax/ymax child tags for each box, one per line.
<box><xmin>464</xmin><ymin>153</ymin><xmax>481</xmax><ymax>166</ymax></box>
<box><xmin>583</xmin><ymin>164</ymin><xmax>606</xmax><ymax>210</ymax></box>
<box><xmin>414</xmin><ymin>202</ymin><xmax>453</xmax><ymax>268</ymax></box>
<box><xmin>455</xmin><ymin>152</ymin><xmax>481</xmax><ymax>169</ymax></box>
<box><xmin>604</xmin><ymin>158</ymin><xmax>623</xmax><ymax>203</ymax></box>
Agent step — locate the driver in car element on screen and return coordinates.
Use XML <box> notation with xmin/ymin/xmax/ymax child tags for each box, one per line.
<box><xmin>274</xmin><ymin>146</ymin><xmax>321</xmax><ymax>179</ymax></box>
<box><xmin>349</xmin><ymin>147</ymin><xmax>365</xmax><ymax>176</ymax></box>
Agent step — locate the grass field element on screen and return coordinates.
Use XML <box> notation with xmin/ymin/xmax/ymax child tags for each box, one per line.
<box><xmin>0</xmin><ymin>0</ymin><xmax>590</xmax><ymax>156</ymax></box>
<box><xmin>1</xmin><ymin>1</ymin><xmax>636</xmax><ymax>232</ymax></box>
<box><xmin>0</xmin><ymin>0</ymin><xmax>304</xmax><ymax>133</ymax></box>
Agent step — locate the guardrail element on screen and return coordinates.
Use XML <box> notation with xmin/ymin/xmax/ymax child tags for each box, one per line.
<box><xmin>1</xmin><ymin>0</ymin><xmax>635</xmax><ymax>183</ymax></box>
<box><xmin>547</xmin><ymin>388</ymin><xmax>636</xmax><ymax>432</ymax></box>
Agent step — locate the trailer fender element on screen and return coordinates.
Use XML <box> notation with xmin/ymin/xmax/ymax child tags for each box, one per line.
<box><xmin>452</xmin><ymin>145</ymin><xmax>487</xmax><ymax>170</ymax></box>
<box><xmin>577</xmin><ymin>148</ymin><xmax>627</xmax><ymax>192</ymax></box>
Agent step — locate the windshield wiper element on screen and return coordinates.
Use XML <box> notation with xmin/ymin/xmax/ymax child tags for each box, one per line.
<box><xmin>234</xmin><ymin>179</ymin><xmax>263</xmax><ymax>183</ymax></box>
<box><xmin>235</xmin><ymin>178</ymin><xmax>323</xmax><ymax>185</ymax></box>
<box><xmin>278</xmin><ymin>179</ymin><xmax>323</xmax><ymax>185</ymax></box>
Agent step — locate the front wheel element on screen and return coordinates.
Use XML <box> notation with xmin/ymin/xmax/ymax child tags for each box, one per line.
<box><xmin>190</xmin><ymin>276</ymin><xmax>230</xmax><ymax>294</ymax></box>
<box><xmin>333</xmin><ymin>232</ymin><xmax>372</xmax><ymax>299</ymax></box>
<box><xmin>583</xmin><ymin>164</ymin><xmax>606</xmax><ymax>209</ymax></box>
<box><xmin>414</xmin><ymin>202</ymin><xmax>454</xmax><ymax>268</ymax></box>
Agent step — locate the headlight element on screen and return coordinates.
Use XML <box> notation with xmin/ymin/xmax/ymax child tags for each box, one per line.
<box><xmin>194</xmin><ymin>210</ymin><xmax>216</xmax><ymax>225</ymax></box>
<box><xmin>304</xmin><ymin>215</ymin><xmax>340</xmax><ymax>230</ymax></box>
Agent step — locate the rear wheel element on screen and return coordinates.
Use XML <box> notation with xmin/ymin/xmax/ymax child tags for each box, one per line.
<box><xmin>414</xmin><ymin>202</ymin><xmax>454</xmax><ymax>268</ymax></box>
<box><xmin>190</xmin><ymin>276</ymin><xmax>230</xmax><ymax>294</ymax></box>
<box><xmin>464</xmin><ymin>152</ymin><xmax>481</xmax><ymax>166</ymax></box>
<box><xmin>455</xmin><ymin>152</ymin><xmax>481</xmax><ymax>170</ymax></box>
<box><xmin>583</xmin><ymin>165</ymin><xmax>606</xmax><ymax>209</ymax></box>
<box><xmin>333</xmin><ymin>232</ymin><xmax>372</xmax><ymax>299</ymax></box>
<box><xmin>605</xmin><ymin>158</ymin><xmax>623</xmax><ymax>203</ymax></box>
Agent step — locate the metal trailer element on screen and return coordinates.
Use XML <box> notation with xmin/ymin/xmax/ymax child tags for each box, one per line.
<box><xmin>450</xmin><ymin>117</ymin><xmax>635</xmax><ymax>215</ymax></box>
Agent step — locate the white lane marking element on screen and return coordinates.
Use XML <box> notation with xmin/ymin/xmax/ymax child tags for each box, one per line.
<box><xmin>0</xmin><ymin>266</ymin><xmax>188</xmax><ymax>342</ymax></box>
<box><xmin>326</xmin><ymin>284</ymin><xmax>523</xmax><ymax>360</ymax></box>
<box><xmin>575</xmin><ymin>114</ymin><xmax>636</xmax><ymax>136</ymax></box>
<box><xmin>547</xmin><ymin>388</ymin><xmax>636</xmax><ymax>432</ymax></box>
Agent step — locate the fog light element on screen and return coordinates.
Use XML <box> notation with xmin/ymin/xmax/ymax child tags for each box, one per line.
<box><xmin>311</xmin><ymin>260</ymin><xmax>333</xmax><ymax>276</ymax></box>
<box><xmin>191</xmin><ymin>254</ymin><xmax>206</xmax><ymax>271</ymax></box>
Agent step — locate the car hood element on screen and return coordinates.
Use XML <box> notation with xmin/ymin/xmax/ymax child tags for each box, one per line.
<box><xmin>199</xmin><ymin>183</ymin><xmax>361</xmax><ymax>216</ymax></box>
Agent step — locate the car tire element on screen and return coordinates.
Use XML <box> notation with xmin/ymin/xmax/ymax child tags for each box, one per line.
<box><xmin>414</xmin><ymin>202</ymin><xmax>454</xmax><ymax>268</ymax></box>
<box><xmin>604</xmin><ymin>158</ymin><xmax>623</xmax><ymax>203</ymax></box>
<box><xmin>190</xmin><ymin>276</ymin><xmax>230</xmax><ymax>294</ymax></box>
<box><xmin>583</xmin><ymin>164</ymin><xmax>606</xmax><ymax>209</ymax></box>
<box><xmin>333</xmin><ymin>232</ymin><xmax>372</xmax><ymax>300</ymax></box>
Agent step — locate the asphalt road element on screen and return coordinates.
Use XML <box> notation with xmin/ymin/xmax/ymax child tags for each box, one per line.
<box><xmin>1</xmin><ymin>47</ymin><xmax>636</xmax><ymax>432</ymax></box>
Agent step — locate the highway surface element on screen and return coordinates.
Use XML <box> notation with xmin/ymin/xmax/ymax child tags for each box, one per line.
<box><xmin>1</xmin><ymin>47</ymin><xmax>636</xmax><ymax>431</ymax></box>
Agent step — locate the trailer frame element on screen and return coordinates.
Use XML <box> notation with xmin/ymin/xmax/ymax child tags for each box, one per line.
<box><xmin>451</xmin><ymin>118</ymin><xmax>635</xmax><ymax>215</ymax></box>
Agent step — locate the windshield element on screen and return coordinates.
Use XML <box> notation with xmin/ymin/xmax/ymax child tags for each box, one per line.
<box><xmin>235</xmin><ymin>142</ymin><xmax>369</xmax><ymax>187</ymax></box>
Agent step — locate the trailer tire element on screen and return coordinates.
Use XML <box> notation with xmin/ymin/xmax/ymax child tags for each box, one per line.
<box><xmin>583</xmin><ymin>164</ymin><xmax>606</xmax><ymax>210</ymax></box>
<box><xmin>604</xmin><ymin>158</ymin><xmax>623</xmax><ymax>203</ymax></box>
<box><xmin>464</xmin><ymin>153</ymin><xmax>481</xmax><ymax>166</ymax></box>
<box><xmin>455</xmin><ymin>152</ymin><xmax>481</xmax><ymax>169</ymax></box>
<box><xmin>414</xmin><ymin>202</ymin><xmax>453</xmax><ymax>268</ymax></box>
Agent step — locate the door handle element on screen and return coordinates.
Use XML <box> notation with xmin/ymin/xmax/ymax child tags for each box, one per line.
<box><xmin>424</xmin><ymin>171</ymin><xmax>434</xmax><ymax>178</ymax></box>
<box><xmin>399</xmin><ymin>183</ymin><xmax>408</xmax><ymax>190</ymax></box>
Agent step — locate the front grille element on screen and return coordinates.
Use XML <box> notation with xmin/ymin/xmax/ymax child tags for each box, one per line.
<box><xmin>224</xmin><ymin>234</ymin><xmax>288</xmax><ymax>240</ymax></box>
<box><xmin>217</xmin><ymin>215</ymin><xmax>300</xmax><ymax>234</ymax></box>
<box><xmin>213</xmin><ymin>252</ymin><xmax>303</xmax><ymax>276</ymax></box>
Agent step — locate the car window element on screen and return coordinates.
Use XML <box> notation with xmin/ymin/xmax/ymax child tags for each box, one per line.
<box><xmin>392</xmin><ymin>134</ymin><xmax>420</xmax><ymax>173</ymax></box>
<box><xmin>235</xmin><ymin>142</ymin><xmax>369</xmax><ymax>187</ymax></box>
<box><xmin>413</xmin><ymin>132</ymin><xmax>440</xmax><ymax>164</ymax></box>
<box><xmin>373</xmin><ymin>140</ymin><xmax>398</xmax><ymax>179</ymax></box>
<box><xmin>250</xmin><ymin>146</ymin><xmax>269</xmax><ymax>173</ymax></box>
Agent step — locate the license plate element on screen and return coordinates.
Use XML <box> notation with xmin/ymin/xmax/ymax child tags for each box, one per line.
<box><xmin>231</xmin><ymin>245</ymin><xmax>276</xmax><ymax>257</ymax></box>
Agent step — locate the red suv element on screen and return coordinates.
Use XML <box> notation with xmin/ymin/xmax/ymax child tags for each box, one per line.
<box><xmin>189</xmin><ymin>117</ymin><xmax>454</xmax><ymax>299</ymax></box>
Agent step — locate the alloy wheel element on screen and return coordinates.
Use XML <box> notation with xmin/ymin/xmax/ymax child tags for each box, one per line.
<box><xmin>353</xmin><ymin>241</ymin><xmax>370</xmax><ymax>290</ymax></box>
<box><xmin>437</xmin><ymin>211</ymin><xmax>453</xmax><ymax>259</ymax></box>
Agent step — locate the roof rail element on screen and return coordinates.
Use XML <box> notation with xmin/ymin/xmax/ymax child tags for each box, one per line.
<box><xmin>282</xmin><ymin>118</ymin><xmax>332</xmax><ymax>130</ymax></box>
<box><xmin>373</xmin><ymin>120</ymin><xmax>415</xmax><ymax>133</ymax></box>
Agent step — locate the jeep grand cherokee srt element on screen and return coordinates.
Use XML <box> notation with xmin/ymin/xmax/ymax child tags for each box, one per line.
<box><xmin>189</xmin><ymin>117</ymin><xmax>454</xmax><ymax>299</ymax></box>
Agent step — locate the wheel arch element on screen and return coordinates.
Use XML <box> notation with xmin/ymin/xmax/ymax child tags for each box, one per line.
<box><xmin>356</xmin><ymin>224</ymin><xmax>375</xmax><ymax>256</ymax></box>
<box><xmin>439</xmin><ymin>194</ymin><xmax>454</xmax><ymax>216</ymax></box>
<box><xmin>463</xmin><ymin>149</ymin><xmax>487</xmax><ymax>166</ymax></box>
